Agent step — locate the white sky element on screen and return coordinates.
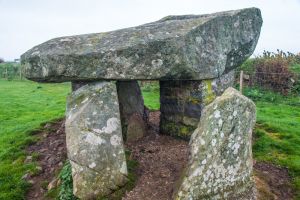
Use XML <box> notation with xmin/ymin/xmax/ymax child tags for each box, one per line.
<box><xmin>0</xmin><ymin>0</ymin><xmax>300</xmax><ymax>61</ymax></box>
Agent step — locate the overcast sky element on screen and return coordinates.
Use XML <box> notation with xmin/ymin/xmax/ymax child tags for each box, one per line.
<box><xmin>0</xmin><ymin>0</ymin><xmax>299</xmax><ymax>61</ymax></box>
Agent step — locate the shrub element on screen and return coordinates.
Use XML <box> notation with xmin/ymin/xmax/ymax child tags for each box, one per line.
<box><xmin>253</xmin><ymin>56</ymin><xmax>294</xmax><ymax>95</ymax></box>
<box><xmin>240</xmin><ymin>50</ymin><xmax>300</xmax><ymax>95</ymax></box>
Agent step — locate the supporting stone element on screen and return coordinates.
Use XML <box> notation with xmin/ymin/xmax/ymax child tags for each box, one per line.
<box><xmin>175</xmin><ymin>87</ymin><xmax>256</xmax><ymax>200</ymax></box>
<box><xmin>117</xmin><ymin>81</ymin><xmax>148</xmax><ymax>142</ymax></box>
<box><xmin>160</xmin><ymin>70</ymin><xmax>234</xmax><ymax>139</ymax></box>
<box><xmin>65</xmin><ymin>81</ymin><xmax>128</xmax><ymax>199</ymax></box>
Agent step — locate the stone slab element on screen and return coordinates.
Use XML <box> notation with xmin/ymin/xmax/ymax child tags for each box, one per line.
<box><xmin>21</xmin><ymin>8</ymin><xmax>262</xmax><ymax>82</ymax></box>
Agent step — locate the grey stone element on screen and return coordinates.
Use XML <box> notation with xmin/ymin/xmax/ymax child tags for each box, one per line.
<box><xmin>21</xmin><ymin>8</ymin><xmax>262</xmax><ymax>82</ymax></box>
<box><xmin>175</xmin><ymin>87</ymin><xmax>256</xmax><ymax>200</ymax></box>
<box><xmin>160</xmin><ymin>70</ymin><xmax>235</xmax><ymax>139</ymax></box>
<box><xmin>116</xmin><ymin>81</ymin><xmax>148</xmax><ymax>142</ymax></box>
<box><xmin>65</xmin><ymin>81</ymin><xmax>127</xmax><ymax>199</ymax></box>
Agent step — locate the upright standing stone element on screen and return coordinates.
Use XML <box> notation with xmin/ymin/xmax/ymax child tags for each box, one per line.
<box><xmin>175</xmin><ymin>87</ymin><xmax>256</xmax><ymax>200</ymax></box>
<box><xmin>117</xmin><ymin>81</ymin><xmax>148</xmax><ymax>142</ymax></box>
<box><xmin>65</xmin><ymin>81</ymin><xmax>128</xmax><ymax>199</ymax></box>
<box><xmin>160</xmin><ymin>70</ymin><xmax>235</xmax><ymax>139</ymax></box>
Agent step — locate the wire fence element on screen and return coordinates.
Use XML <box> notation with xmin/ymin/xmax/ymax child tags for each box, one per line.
<box><xmin>0</xmin><ymin>62</ymin><xmax>23</xmax><ymax>80</ymax></box>
<box><xmin>237</xmin><ymin>69</ymin><xmax>300</xmax><ymax>96</ymax></box>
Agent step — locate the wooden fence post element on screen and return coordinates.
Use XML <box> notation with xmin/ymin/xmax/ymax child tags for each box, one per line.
<box><xmin>19</xmin><ymin>67</ymin><xmax>22</xmax><ymax>80</ymax></box>
<box><xmin>5</xmin><ymin>67</ymin><xmax>8</xmax><ymax>80</ymax></box>
<box><xmin>239</xmin><ymin>70</ymin><xmax>243</xmax><ymax>94</ymax></box>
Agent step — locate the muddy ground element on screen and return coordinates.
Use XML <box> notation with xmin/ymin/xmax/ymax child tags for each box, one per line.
<box><xmin>25</xmin><ymin>111</ymin><xmax>294</xmax><ymax>200</ymax></box>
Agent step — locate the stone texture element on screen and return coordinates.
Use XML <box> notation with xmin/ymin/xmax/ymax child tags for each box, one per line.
<box><xmin>175</xmin><ymin>87</ymin><xmax>256</xmax><ymax>200</ymax></box>
<box><xmin>116</xmin><ymin>81</ymin><xmax>148</xmax><ymax>142</ymax></box>
<box><xmin>21</xmin><ymin>8</ymin><xmax>262</xmax><ymax>82</ymax></box>
<box><xmin>65</xmin><ymin>81</ymin><xmax>127</xmax><ymax>199</ymax></box>
<box><xmin>160</xmin><ymin>70</ymin><xmax>234</xmax><ymax>139</ymax></box>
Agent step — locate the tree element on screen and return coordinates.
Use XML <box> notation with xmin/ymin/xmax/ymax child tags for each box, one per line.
<box><xmin>0</xmin><ymin>57</ymin><xmax>4</xmax><ymax>63</ymax></box>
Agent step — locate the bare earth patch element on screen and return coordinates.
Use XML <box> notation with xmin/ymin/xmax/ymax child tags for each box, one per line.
<box><xmin>124</xmin><ymin>111</ymin><xmax>189</xmax><ymax>200</ymax></box>
<box><xmin>254</xmin><ymin>161</ymin><xmax>294</xmax><ymax>200</ymax></box>
<box><xmin>25</xmin><ymin>112</ymin><xmax>294</xmax><ymax>200</ymax></box>
<box><xmin>25</xmin><ymin>119</ymin><xmax>67</xmax><ymax>200</ymax></box>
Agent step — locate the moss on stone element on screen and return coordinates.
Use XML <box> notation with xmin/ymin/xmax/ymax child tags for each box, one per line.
<box><xmin>188</xmin><ymin>96</ymin><xmax>201</xmax><ymax>104</ymax></box>
<box><xmin>203</xmin><ymin>79</ymin><xmax>216</xmax><ymax>105</ymax></box>
<box><xmin>161</xmin><ymin>121</ymin><xmax>179</xmax><ymax>136</ymax></box>
<box><xmin>161</xmin><ymin>120</ymin><xmax>195</xmax><ymax>140</ymax></box>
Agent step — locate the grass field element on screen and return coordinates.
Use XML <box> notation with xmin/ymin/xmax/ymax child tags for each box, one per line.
<box><xmin>0</xmin><ymin>80</ymin><xmax>70</xmax><ymax>199</ymax></box>
<box><xmin>0</xmin><ymin>80</ymin><xmax>299</xmax><ymax>199</ymax></box>
<box><xmin>244</xmin><ymin>87</ymin><xmax>300</xmax><ymax>198</ymax></box>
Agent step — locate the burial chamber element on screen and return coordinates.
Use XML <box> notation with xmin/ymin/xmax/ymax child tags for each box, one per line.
<box><xmin>21</xmin><ymin>7</ymin><xmax>262</xmax><ymax>200</ymax></box>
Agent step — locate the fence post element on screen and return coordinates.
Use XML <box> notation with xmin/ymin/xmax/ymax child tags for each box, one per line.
<box><xmin>5</xmin><ymin>67</ymin><xmax>8</xmax><ymax>80</ymax></box>
<box><xmin>239</xmin><ymin>70</ymin><xmax>243</xmax><ymax>94</ymax></box>
<box><xmin>19</xmin><ymin>67</ymin><xmax>22</xmax><ymax>80</ymax></box>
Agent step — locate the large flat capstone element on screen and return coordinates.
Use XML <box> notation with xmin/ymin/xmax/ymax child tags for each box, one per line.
<box><xmin>21</xmin><ymin>8</ymin><xmax>262</xmax><ymax>82</ymax></box>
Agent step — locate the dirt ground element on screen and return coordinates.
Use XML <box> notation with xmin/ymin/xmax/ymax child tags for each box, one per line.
<box><xmin>25</xmin><ymin>111</ymin><xmax>294</xmax><ymax>200</ymax></box>
<box><xmin>123</xmin><ymin>111</ymin><xmax>188</xmax><ymax>200</ymax></box>
<box><xmin>254</xmin><ymin>162</ymin><xmax>294</xmax><ymax>200</ymax></box>
<box><xmin>25</xmin><ymin>119</ymin><xmax>67</xmax><ymax>200</ymax></box>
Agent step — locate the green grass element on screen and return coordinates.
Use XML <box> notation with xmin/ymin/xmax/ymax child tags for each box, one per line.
<box><xmin>243</xmin><ymin>87</ymin><xmax>300</xmax><ymax>198</ymax></box>
<box><xmin>290</xmin><ymin>63</ymin><xmax>300</xmax><ymax>74</ymax></box>
<box><xmin>140</xmin><ymin>82</ymin><xmax>160</xmax><ymax>110</ymax></box>
<box><xmin>0</xmin><ymin>79</ymin><xmax>70</xmax><ymax>199</ymax></box>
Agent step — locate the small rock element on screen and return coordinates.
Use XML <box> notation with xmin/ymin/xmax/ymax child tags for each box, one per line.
<box><xmin>36</xmin><ymin>166</ymin><xmax>43</xmax><ymax>172</ymax></box>
<box><xmin>24</xmin><ymin>156</ymin><xmax>32</xmax><ymax>163</ymax></box>
<box><xmin>44</xmin><ymin>123</ymin><xmax>52</xmax><ymax>129</ymax></box>
<box><xmin>56</xmin><ymin>178</ymin><xmax>61</xmax><ymax>187</ymax></box>
<box><xmin>160</xmin><ymin>169</ymin><xmax>171</xmax><ymax>178</ymax></box>
<box><xmin>21</xmin><ymin>173</ymin><xmax>29</xmax><ymax>180</ymax></box>
<box><xmin>43</xmin><ymin>133</ymin><xmax>48</xmax><ymax>138</ymax></box>
<box><xmin>48</xmin><ymin>178</ymin><xmax>58</xmax><ymax>190</ymax></box>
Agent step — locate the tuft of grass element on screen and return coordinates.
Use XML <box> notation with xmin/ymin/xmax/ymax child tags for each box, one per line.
<box><xmin>0</xmin><ymin>79</ymin><xmax>70</xmax><ymax>199</ymax></box>
<box><xmin>57</xmin><ymin>161</ymin><xmax>78</xmax><ymax>200</ymax></box>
